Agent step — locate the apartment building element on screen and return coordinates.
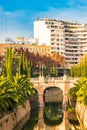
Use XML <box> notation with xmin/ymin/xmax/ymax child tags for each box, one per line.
<box><xmin>34</xmin><ymin>18</ymin><xmax>87</xmax><ymax>66</ymax></box>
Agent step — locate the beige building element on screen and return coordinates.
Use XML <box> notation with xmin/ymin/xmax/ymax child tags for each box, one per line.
<box><xmin>0</xmin><ymin>43</ymin><xmax>50</xmax><ymax>56</ymax></box>
<box><xmin>34</xmin><ymin>18</ymin><xmax>87</xmax><ymax>66</ymax></box>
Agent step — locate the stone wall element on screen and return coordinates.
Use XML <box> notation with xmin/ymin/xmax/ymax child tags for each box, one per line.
<box><xmin>76</xmin><ymin>102</ymin><xmax>87</xmax><ymax>130</ymax></box>
<box><xmin>0</xmin><ymin>100</ymin><xmax>31</xmax><ymax>130</ymax></box>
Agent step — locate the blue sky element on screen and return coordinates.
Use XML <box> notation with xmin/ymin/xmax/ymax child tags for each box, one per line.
<box><xmin>0</xmin><ymin>0</ymin><xmax>87</xmax><ymax>41</ymax></box>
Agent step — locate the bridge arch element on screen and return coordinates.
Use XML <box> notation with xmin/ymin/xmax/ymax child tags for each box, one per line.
<box><xmin>31</xmin><ymin>76</ymin><xmax>77</xmax><ymax>107</ymax></box>
<box><xmin>44</xmin><ymin>86</ymin><xmax>63</xmax><ymax>104</ymax></box>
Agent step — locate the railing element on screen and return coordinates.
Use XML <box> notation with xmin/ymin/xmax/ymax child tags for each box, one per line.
<box><xmin>30</xmin><ymin>76</ymin><xmax>79</xmax><ymax>83</ymax></box>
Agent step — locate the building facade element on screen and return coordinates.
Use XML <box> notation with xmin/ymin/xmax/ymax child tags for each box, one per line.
<box><xmin>0</xmin><ymin>43</ymin><xmax>50</xmax><ymax>57</ymax></box>
<box><xmin>34</xmin><ymin>18</ymin><xmax>87</xmax><ymax>66</ymax></box>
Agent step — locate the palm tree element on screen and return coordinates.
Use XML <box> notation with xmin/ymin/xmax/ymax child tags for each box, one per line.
<box><xmin>76</xmin><ymin>78</ymin><xmax>87</xmax><ymax>105</ymax></box>
<box><xmin>69</xmin><ymin>78</ymin><xmax>87</xmax><ymax>106</ymax></box>
<box><xmin>0</xmin><ymin>76</ymin><xmax>18</xmax><ymax>115</ymax></box>
<box><xmin>0</xmin><ymin>48</ymin><xmax>36</xmax><ymax>115</ymax></box>
<box><xmin>69</xmin><ymin>78</ymin><xmax>87</xmax><ymax>97</ymax></box>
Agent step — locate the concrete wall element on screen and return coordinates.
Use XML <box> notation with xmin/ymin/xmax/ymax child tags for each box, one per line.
<box><xmin>0</xmin><ymin>100</ymin><xmax>31</xmax><ymax>130</ymax></box>
<box><xmin>76</xmin><ymin>102</ymin><xmax>87</xmax><ymax>130</ymax></box>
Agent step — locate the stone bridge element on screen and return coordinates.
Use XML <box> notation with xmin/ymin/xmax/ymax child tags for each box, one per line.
<box><xmin>30</xmin><ymin>75</ymin><xmax>78</xmax><ymax>107</ymax></box>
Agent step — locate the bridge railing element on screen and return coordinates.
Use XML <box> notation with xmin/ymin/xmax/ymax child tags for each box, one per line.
<box><xmin>45</xmin><ymin>77</ymin><xmax>63</xmax><ymax>80</ymax></box>
<box><xmin>30</xmin><ymin>76</ymin><xmax>79</xmax><ymax>83</ymax></box>
<box><xmin>30</xmin><ymin>76</ymin><xmax>63</xmax><ymax>82</ymax></box>
<box><xmin>66</xmin><ymin>77</ymin><xmax>79</xmax><ymax>81</ymax></box>
<box><xmin>30</xmin><ymin>77</ymin><xmax>39</xmax><ymax>82</ymax></box>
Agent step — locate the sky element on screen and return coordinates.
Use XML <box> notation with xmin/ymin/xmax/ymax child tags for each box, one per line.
<box><xmin>0</xmin><ymin>0</ymin><xmax>87</xmax><ymax>42</ymax></box>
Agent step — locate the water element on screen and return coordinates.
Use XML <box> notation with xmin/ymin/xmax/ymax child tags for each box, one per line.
<box><xmin>19</xmin><ymin>103</ymin><xmax>83</xmax><ymax>130</ymax></box>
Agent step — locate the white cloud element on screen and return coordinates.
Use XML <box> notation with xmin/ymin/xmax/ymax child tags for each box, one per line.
<box><xmin>0</xmin><ymin>6</ymin><xmax>34</xmax><ymax>41</ymax></box>
<box><xmin>0</xmin><ymin>4</ymin><xmax>87</xmax><ymax>42</ymax></box>
<box><xmin>77</xmin><ymin>0</ymin><xmax>87</xmax><ymax>4</ymax></box>
<box><xmin>68</xmin><ymin>0</ymin><xmax>75</xmax><ymax>6</ymax></box>
<box><xmin>36</xmin><ymin>7</ymin><xmax>87</xmax><ymax>23</ymax></box>
<box><xmin>68</xmin><ymin>0</ymin><xmax>87</xmax><ymax>6</ymax></box>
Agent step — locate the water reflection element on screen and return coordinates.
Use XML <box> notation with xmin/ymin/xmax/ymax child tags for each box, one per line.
<box><xmin>22</xmin><ymin>109</ymin><xmax>38</xmax><ymax>130</ymax></box>
<box><xmin>21</xmin><ymin>103</ymin><xmax>82</xmax><ymax>130</ymax></box>
<box><xmin>44</xmin><ymin>103</ymin><xmax>63</xmax><ymax>126</ymax></box>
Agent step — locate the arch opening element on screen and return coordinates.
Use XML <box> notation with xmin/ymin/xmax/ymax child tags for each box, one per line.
<box><xmin>44</xmin><ymin>86</ymin><xmax>63</xmax><ymax>105</ymax></box>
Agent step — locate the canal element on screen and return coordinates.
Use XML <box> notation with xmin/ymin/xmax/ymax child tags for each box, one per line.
<box><xmin>14</xmin><ymin>87</ymin><xmax>83</xmax><ymax>130</ymax></box>
<box><xmin>14</xmin><ymin>103</ymin><xmax>83</xmax><ymax>130</ymax></box>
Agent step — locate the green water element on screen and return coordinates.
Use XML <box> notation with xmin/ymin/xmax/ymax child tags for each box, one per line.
<box><xmin>20</xmin><ymin>103</ymin><xmax>82</xmax><ymax>130</ymax></box>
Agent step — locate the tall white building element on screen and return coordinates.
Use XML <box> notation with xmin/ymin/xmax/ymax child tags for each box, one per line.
<box><xmin>34</xmin><ymin>18</ymin><xmax>87</xmax><ymax>66</ymax></box>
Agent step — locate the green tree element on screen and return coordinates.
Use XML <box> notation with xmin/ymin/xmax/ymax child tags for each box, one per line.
<box><xmin>76</xmin><ymin>78</ymin><xmax>87</xmax><ymax>105</ymax></box>
<box><xmin>0</xmin><ymin>48</ymin><xmax>36</xmax><ymax>115</ymax></box>
<box><xmin>70</xmin><ymin>66</ymin><xmax>75</xmax><ymax>77</ymax></box>
<box><xmin>70</xmin><ymin>55</ymin><xmax>87</xmax><ymax>78</ymax></box>
<box><xmin>69</xmin><ymin>78</ymin><xmax>87</xmax><ymax>105</ymax></box>
<box><xmin>0</xmin><ymin>76</ymin><xmax>18</xmax><ymax>114</ymax></box>
<box><xmin>50</xmin><ymin>65</ymin><xmax>58</xmax><ymax>77</ymax></box>
<box><xmin>18</xmin><ymin>50</ymin><xmax>31</xmax><ymax>78</ymax></box>
<box><xmin>19</xmin><ymin>50</ymin><xmax>25</xmax><ymax>75</ymax></box>
<box><xmin>3</xmin><ymin>48</ymin><xmax>13</xmax><ymax>81</ymax></box>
